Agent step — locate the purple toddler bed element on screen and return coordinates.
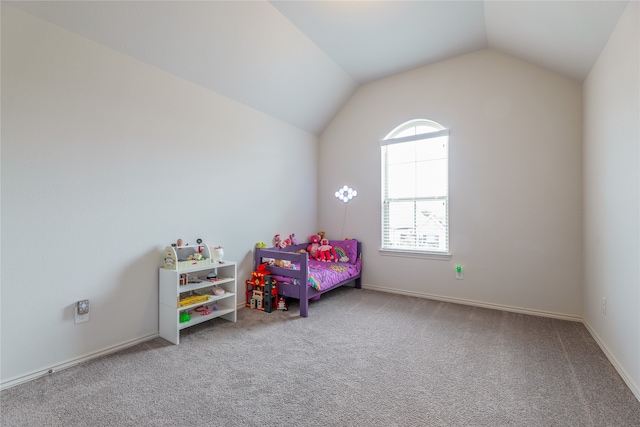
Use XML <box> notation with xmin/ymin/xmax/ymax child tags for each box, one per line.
<box><xmin>253</xmin><ymin>239</ymin><xmax>362</xmax><ymax>317</ymax></box>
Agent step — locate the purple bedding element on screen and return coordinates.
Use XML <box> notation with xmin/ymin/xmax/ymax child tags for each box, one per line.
<box><xmin>274</xmin><ymin>258</ymin><xmax>362</xmax><ymax>291</ymax></box>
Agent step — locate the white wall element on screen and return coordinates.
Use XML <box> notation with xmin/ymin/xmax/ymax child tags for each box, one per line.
<box><xmin>583</xmin><ymin>1</ymin><xmax>639</xmax><ymax>399</ymax></box>
<box><xmin>319</xmin><ymin>49</ymin><xmax>583</xmax><ymax>319</ymax></box>
<box><xmin>1</xmin><ymin>6</ymin><xmax>317</xmax><ymax>385</ymax></box>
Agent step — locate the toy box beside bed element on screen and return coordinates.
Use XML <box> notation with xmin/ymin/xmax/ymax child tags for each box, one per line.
<box><xmin>253</xmin><ymin>239</ymin><xmax>362</xmax><ymax>317</ymax></box>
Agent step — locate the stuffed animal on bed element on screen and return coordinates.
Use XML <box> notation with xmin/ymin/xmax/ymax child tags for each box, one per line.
<box><xmin>274</xmin><ymin>259</ymin><xmax>291</xmax><ymax>268</ymax></box>
<box><xmin>307</xmin><ymin>234</ymin><xmax>321</xmax><ymax>258</ymax></box>
<box><xmin>274</xmin><ymin>234</ymin><xmax>288</xmax><ymax>249</ymax></box>
<box><xmin>317</xmin><ymin>239</ymin><xmax>338</xmax><ymax>262</ymax></box>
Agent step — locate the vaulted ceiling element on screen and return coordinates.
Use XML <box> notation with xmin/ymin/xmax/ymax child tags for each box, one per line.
<box><xmin>6</xmin><ymin>1</ymin><xmax>629</xmax><ymax>135</ymax></box>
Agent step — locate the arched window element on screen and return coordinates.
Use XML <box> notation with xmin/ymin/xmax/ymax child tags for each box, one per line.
<box><xmin>381</xmin><ymin>119</ymin><xmax>449</xmax><ymax>256</ymax></box>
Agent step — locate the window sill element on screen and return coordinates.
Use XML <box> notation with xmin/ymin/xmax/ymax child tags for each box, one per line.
<box><xmin>378</xmin><ymin>249</ymin><xmax>452</xmax><ymax>261</ymax></box>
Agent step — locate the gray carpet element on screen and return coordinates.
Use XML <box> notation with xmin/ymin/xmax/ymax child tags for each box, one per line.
<box><xmin>2</xmin><ymin>287</ymin><xmax>639</xmax><ymax>426</ymax></box>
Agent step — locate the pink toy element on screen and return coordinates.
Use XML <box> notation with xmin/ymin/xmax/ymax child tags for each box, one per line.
<box><xmin>195</xmin><ymin>306</ymin><xmax>212</xmax><ymax>316</ymax></box>
<box><xmin>274</xmin><ymin>234</ymin><xmax>287</xmax><ymax>249</ymax></box>
<box><xmin>317</xmin><ymin>239</ymin><xmax>337</xmax><ymax>262</ymax></box>
<box><xmin>307</xmin><ymin>235</ymin><xmax>321</xmax><ymax>259</ymax></box>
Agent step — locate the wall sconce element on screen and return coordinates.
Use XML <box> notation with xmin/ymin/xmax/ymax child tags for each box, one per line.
<box><xmin>335</xmin><ymin>185</ymin><xmax>357</xmax><ymax>203</ymax></box>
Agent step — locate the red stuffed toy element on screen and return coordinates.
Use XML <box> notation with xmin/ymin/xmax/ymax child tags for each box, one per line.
<box><xmin>318</xmin><ymin>239</ymin><xmax>337</xmax><ymax>262</ymax></box>
<box><xmin>256</xmin><ymin>263</ymin><xmax>271</xmax><ymax>274</ymax></box>
<box><xmin>307</xmin><ymin>234</ymin><xmax>321</xmax><ymax>259</ymax></box>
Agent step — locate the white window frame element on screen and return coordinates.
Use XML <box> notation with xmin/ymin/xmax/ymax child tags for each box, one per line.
<box><xmin>380</xmin><ymin>119</ymin><xmax>451</xmax><ymax>260</ymax></box>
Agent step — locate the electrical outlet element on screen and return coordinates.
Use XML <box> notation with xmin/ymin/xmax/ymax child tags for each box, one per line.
<box><xmin>75</xmin><ymin>300</ymin><xmax>90</xmax><ymax>324</ymax></box>
<box><xmin>602</xmin><ymin>297</ymin><xmax>606</xmax><ymax>316</ymax></box>
<box><xmin>75</xmin><ymin>312</ymin><xmax>90</xmax><ymax>324</ymax></box>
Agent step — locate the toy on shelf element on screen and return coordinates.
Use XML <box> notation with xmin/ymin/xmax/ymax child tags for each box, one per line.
<box><xmin>178</xmin><ymin>294</ymin><xmax>210</xmax><ymax>308</ymax></box>
<box><xmin>194</xmin><ymin>305</ymin><xmax>212</xmax><ymax>316</ymax></box>
<box><xmin>164</xmin><ymin>242</ymin><xmax>212</xmax><ymax>270</ymax></box>
<box><xmin>179</xmin><ymin>311</ymin><xmax>191</xmax><ymax>323</ymax></box>
<box><xmin>179</xmin><ymin>273</ymin><xmax>189</xmax><ymax>286</ymax></box>
<box><xmin>211</xmin><ymin>246</ymin><xmax>224</xmax><ymax>264</ymax></box>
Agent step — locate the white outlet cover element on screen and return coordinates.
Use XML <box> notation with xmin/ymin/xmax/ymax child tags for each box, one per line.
<box><xmin>75</xmin><ymin>311</ymin><xmax>90</xmax><ymax>324</ymax></box>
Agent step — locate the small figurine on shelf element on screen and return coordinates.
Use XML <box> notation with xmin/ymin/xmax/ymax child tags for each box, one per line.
<box><xmin>195</xmin><ymin>305</ymin><xmax>212</xmax><ymax>316</ymax></box>
<box><xmin>177</xmin><ymin>238</ymin><xmax>184</xmax><ymax>247</ymax></box>
<box><xmin>179</xmin><ymin>311</ymin><xmax>191</xmax><ymax>323</ymax></box>
<box><xmin>211</xmin><ymin>246</ymin><xmax>224</xmax><ymax>264</ymax></box>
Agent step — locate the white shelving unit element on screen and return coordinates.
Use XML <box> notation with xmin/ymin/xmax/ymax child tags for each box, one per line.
<box><xmin>159</xmin><ymin>261</ymin><xmax>237</xmax><ymax>345</ymax></box>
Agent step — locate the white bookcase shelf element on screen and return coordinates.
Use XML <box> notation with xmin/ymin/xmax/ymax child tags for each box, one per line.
<box><xmin>159</xmin><ymin>261</ymin><xmax>237</xmax><ymax>344</ymax></box>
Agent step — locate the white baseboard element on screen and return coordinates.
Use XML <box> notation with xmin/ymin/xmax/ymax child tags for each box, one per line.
<box><xmin>361</xmin><ymin>284</ymin><xmax>583</xmax><ymax>322</ymax></box>
<box><xmin>583</xmin><ymin>319</ymin><xmax>640</xmax><ymax>402</ymax></box>
<box><xmin>4</xmin><ymin>305</ymin><xmax>248</xmax><ymax>391</ymax></box>
<box><xmin>0</xmin><ymin>332</ymin><xmax>158</xmax><ymax>391</ymax></box>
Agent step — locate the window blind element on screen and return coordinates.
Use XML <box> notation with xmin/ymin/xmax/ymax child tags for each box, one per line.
<box><xmin>381</xmin><ymin>126</ymin><xmax>449</xmax><ymax>254</ymax></box>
